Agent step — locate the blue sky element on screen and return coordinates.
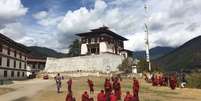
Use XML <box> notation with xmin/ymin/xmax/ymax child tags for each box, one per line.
<box><xmin>0</xmin><ymin>0</ymin><xmax>201</xmax><ymax>53</ymax></box>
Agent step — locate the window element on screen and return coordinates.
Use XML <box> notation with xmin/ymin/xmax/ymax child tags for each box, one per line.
<box><xmin>7</xmin><ymin>48</ymin><xmax>10</xmax><ymax>55</ymax></box>
<box><xmin>0</xmin><ymin>57</ymin><xmax>2</xmax><ymax>66</ymax></box>
<box><xmin>33</xmin><ymin>64</ymin><xmax>36</xmax><ymax>69</ymax></box>
<box><xmin>14</xmin><ymin>51</ymin><xmax>17</xmax><ymax>57</ymax></box>
<box><xmin>0</xmin><ymin>45</ymin><xmax>2</xmax><ymax>52</ymax></box>
<box><xmin>24</xmin><ymin>63</ymin><xmax>26</xmax><ymax>69</ymax></box>
<box><xmin>11</xmin><ymin>71</ymin><xmax>14</xmax><ymax>77</ymax></box>
<box><xmin>7</xmin><ymin>58</ymin><xmax>10</xmax><ymax>67</ymax></box>
<box><xmin>20</xmin><ymin>53</ymin><xmax>22</xmax><ymax>59</ymax></box>
<box><xmin>4</xmin><ymin>71</ymin><xmax>7</xmax><ymax>77</ymax></box>
<box><xmin>14</xmin><ymin>60</ymin><xmax>16</xmax><ymax>68</ymax></box>
<box><xmin>19</xmin><ymin>62</ymin><xmax>21</xmax><ymax>69</ymax></box>
<box><xmin>38</xmin><ymin>64</ymin><xmax>41</xmax><ymax>69</ymax></box>
<box><xmin>22</xmin><ymin>72</ymin><xmax>25</xmax><ymax>77</ymax></box>
<box><xmin>17</xmin><ymin>72</ymin><xmax>20</xmax><ymax>77</ymax></box>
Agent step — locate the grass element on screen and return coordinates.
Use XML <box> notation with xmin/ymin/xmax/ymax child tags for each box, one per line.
<box><xmin>12</xmin><ymin>77</ymin><xmax>201</xmax><ymax>101</ymax></box>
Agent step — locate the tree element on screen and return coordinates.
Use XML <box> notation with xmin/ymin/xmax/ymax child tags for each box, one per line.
<box><xmin>68</xmin><ymin>39</ymin><xmax>81</xmax><ymax>57</ymax></box>
<box><xmin>137</xmin><ymin>59</ymin><xmax>149</xmax><ymax>72</ymax></box>
<box><xmin>118</xmin><ymin>58</ymin><xmax>134</xmax><ymax>73</ymax></box>
<box><xmin>137</xmin><ymin>59</ymin><xmax>163</xmax><ymax>73</ymax></box>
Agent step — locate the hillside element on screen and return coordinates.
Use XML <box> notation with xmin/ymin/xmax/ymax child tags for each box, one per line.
<box><xmin>28</xmin><ymin>46</ymin><xmax>68</xmax><ymax>58</ymax></box>
<box><xmin>135</xmin><ymin>46</ymin><xmax>175</xmax><ymax>60</ymax></box>
<box><xmin>154</xmin><ymin>36</ymin><xmax>201</xmax><ymax>71</ymax></box>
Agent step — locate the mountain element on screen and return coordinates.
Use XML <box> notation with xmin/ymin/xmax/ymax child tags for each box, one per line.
<box><xmin>28</xmin><ymin>46</ymin><xmax>68</xmax><ymax>58</ymax></box>
<box><xmin>154</xmin><ymin>36</ymin><xmax>201</xmax><ymax>71</ymax></box>
<box><xmin>134</xmin><ymin>46</ymin><xmax>175</xmax><ymax>60</ymax></box>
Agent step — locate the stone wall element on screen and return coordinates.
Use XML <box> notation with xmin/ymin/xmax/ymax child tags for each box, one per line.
<box><xmin>44</xmin><ymin>53</ymin><xmax>124</xmax><ymax>73</ymax></box>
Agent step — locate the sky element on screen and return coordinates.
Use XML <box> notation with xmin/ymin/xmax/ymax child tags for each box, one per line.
<box><xmin>0</xmin><ymin>0</ymin><xmax>200</xmax><ymax>53</ymax></box>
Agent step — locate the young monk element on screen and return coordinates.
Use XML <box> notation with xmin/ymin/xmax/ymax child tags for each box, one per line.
<box><xmin>66</xmin><ymin>92</ymin><xmax>76</xmax><ymax>101</ymax></box>
<box><xmin>113</xmin><ymin>77</ymin><xmax>121</xmax><ymax>100</ymax></box>
<box><xmin>104</xmin><ymin>78</ymin><xmax>112</xmax><ymax>95</ymax></box>
<box><xmin>87</xmin><ymin>79</ymin><xmax>94</xmax><ymax>94</ymax></box>
<box><xmin>97</xmin><ymin>90</ymin><xmax>106</xmax><ymax>101</ymax></box>
<box><xmin>133</xmin><ymin>77</ymin><xmax>139</xmax><ymax>101</ymax></box>
<box><xmin>82</xmin><ymin>91</ymin><xmax>90</xmax><ymax>101</ymax></box>
<box><xmin>124</xmin><ymin>91</ymin><xmax>133</xmax><ymax>101</ymax></box>
<box><xmin>110</xmin><ymin>92</ymin><xmax>117</xmax><ymax>101</ymax></box>
<box><xmin>67</xmin><ymin>78</ymin><xmax>72</xmax><ymax>93</ymax></box>
<box><xmin>169</xmin><ymin>74</ymin><xmax>177</xmax><ymax>90</ymax></box>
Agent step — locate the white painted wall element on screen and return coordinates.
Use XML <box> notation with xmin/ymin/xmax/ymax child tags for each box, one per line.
<box><xmin>99</xmin><ymin>42</ymin><xmax>107</xmax><ymax>53</ymax></box>
<box><xmin>45</xmin><ymin>53</ymin><xmax>124</xmax><ymax>73</ymax></box>
<box><xmin>81</xmin><ymin>44</ymin><xmax>88</xmax><ymax>55</ymax></box>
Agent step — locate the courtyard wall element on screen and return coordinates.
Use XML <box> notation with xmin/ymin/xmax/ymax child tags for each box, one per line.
<box><xmin>44</xmin><ymin>53</ymin><xmax>124</xmax><ymax>73</ymax></box>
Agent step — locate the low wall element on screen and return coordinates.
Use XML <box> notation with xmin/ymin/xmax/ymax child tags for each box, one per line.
<box><xmin>44</xmin><ymin>53</ymin><xmax>124</xmax><ymax>73</ymax></box>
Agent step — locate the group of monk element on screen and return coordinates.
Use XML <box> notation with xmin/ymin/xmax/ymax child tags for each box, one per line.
<box><xmin>150</xmin><ymin>73</ymin><xmax>177</xmax><ymax>90</ymax></box>
<box><xmin>65</xmin><ymin>76</ymin><xmax>140</xmax><ymax>101</ymax></box>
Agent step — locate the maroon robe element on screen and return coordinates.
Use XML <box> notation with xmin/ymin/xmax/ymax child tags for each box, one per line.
<box><xmin>133</xmin><ymin>79</ymin><xmax>139</xmax><ymax>101</ymax></box>
<box><xmin>110</xmin><ymin>93</ymin><xmax>117</xmax><ymax>101</ymax></box>
<box><xmin>159</xmin><ymin>76</ymin><xmax>163</xmax><ymax>86</ymax></box>
<box><xmin>67</xmin><ymin>79</ymin><xmax>72</xmax><ymax>93</ymax></box>
<box><xmin>170</xmin><ymin>75</ymin><xmax>177</xmax><ymax>90</ymax></box>
<box><xmin>87</xmin><ymin>79</ymin><xmax>94</xmax><ymax>93</ymax></box>
<box><xmin>82</xmin><ymin>91</ymin><xmax>90</xmax><ymax>101</ymax></box>
<box><xmin>124</xmin><ymin>92</ymin><xmax>133</xmax><ymax>101</ymax></box>
<box><xmin>66</xmin><ymin>93</ymin><xmax>75</xmax><ymax>101</ymax></box>
<box><xmin>113</xmin><ymin>80</ymin><xmax>121</xmax><ymax>100</ymax></box>
<box><xmin>104</xmin><ymin>79</ymin><xmax>112</xmax><ymax>95</ymax></box>
<box><xmin>97</xmin><ymin>90</ymin><xmax>106</xmax><ymax>101</ymax></box>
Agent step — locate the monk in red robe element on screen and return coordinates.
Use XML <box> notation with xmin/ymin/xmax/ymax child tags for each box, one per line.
<box><xmin>110</xmin><ymin>92</ymin><xmax>117</xmax><ymax>101</ymax></box>
<box><xmin>169</xmin><ymin>75</ymin><xmax>177</xmax><ymax>90</ymax></box>
<box><xmin>133</xmin><ymin>92</ymin><xmax>139</xmax><ymax>101</ymax></box>
<box><xmin>67</xmin><ymin>78</ymin><xmax>72</xmax><ymax>93</ymax></box>
<box><xmin>133</xmin><ymin>77</ymin><xmax>139</xmax><ymax>101</ymax></box>
<box><xmin>104</xmin><ymin>78</ymin><xmax>112</xmax><ymax>95</ymax></box>
<box><xmin>87</xmin><ymin>79</ymin><xmax>94</xmax><ymax>94</ymax></box>
<box><xmin>66</xmin><ymin>93</ymin><xmax>76</xmax><ymax>101</ymax></box>
<box><xmin>124</xmin><ymin>91</ymin><xmax>133</xmax><ymax>101</ymax></box>
<box><xmin>152</xmin><ymin>75</ymin><xmax>158</xmax><ymax>86</ymax></box>
<box><xmin>113</xmin><ymin>77</ymin><xmax>121</xmax><ymax>100</ymax></box>
<box><xmin>97</xmin><ymin>90</ymin><xmax>106</xmax><ymax>101</ymax></box>
<box><xmin>82</xmin><ymin>91</ymin><xmax>90</xmax><ymax>101</ymax></box>
<box><xmin>159</xmin><ymin>75</ymin><xmax>163</xmax><ymax>86</ymax></box>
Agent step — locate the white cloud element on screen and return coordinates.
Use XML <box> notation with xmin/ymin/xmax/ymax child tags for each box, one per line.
<box><xmin>57</xmin><ymin>0</ymin><xmax>201</xmax><ymax>51</ymax></box>
<box><xmin>33</xmin><ymin>11</ymin><xmax>48</xmax><ymax>20</ymax></box>
<box><xmin>0</xmin><ymin>0</ymin><xmax>28</xmax><ymax>43</ymax></box>
<box><xmin>0</xmin><ymin>23</ymin><xmax>26</xmax><ymax>41</ymax></box>
<box><xmin>2</xmin><ymin>0</ymin><xmax>200</xmax><ymax>52</ymax></box>
<box><xmin>33</xmin><ymin>11</ymin><xmax>63</xmax><ymax>27</ymax></box>
<box><xmin>0</xmin><ymin>0</ymin><xmax>28</xmax><ymax>25</ymax></box>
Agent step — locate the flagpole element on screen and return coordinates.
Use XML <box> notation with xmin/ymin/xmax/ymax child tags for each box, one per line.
<box><xmin>144</xmin><ymin>2</ymin><xmax>152</xmax><ymax>72</ymax></box>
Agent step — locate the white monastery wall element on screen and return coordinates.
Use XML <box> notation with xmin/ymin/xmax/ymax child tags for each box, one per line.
<box><xmin>45</xmin><ymin>53</ymin><xmax>124</xmax><ymax>73</ymax></box>
<box><xmin>99</xmin><ymin>42</ymin><xmax>107</xmax><ymax>53</ymax></box>
<box><xmin>81</xmin><ymin>44</ymin><xmax>88</xmax><ymax>55</ymax></box>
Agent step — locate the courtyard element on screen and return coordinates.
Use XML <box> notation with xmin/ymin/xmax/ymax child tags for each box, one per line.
<box><xmin>0</xmin><ymin>77</ymin><xmax>201</xmax><ymax>101</ymax></box>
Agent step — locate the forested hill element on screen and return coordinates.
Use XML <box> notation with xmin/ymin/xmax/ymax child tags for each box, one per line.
<box><xmin>135</xmin><ymin>46</ymin><xmax>175</xmax><ymax>60</ymax></box>
<box><xmin>154</xmin><ymin>36</ymin><xmax>201</xmax><ymax>71</ymax></box>
<box><xmin>28</xmin><ymin>46</ymin><xmax>67</xmax><ymax>58</ymax></box>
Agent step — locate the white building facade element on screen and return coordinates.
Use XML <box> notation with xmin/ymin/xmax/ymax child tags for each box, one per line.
<box><xmin>0</xmin><ymin>33</ymin><xmax>29</xmax><ymax>80</ymax></box>
<box><xmin>77</xmin><ymin>27</ymin><xmax>127</xmax><ymax>55</ymax></box>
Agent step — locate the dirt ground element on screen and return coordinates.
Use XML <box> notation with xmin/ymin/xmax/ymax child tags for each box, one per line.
<box><xmin>0</xmin><ymin>88</ymin><xmax>15</xmax><ymax>96</ymax></box>
<box><xmin>0</xmin><ymin>77</ymin><xmax>201</xmax><ymax>101</ymax></box>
